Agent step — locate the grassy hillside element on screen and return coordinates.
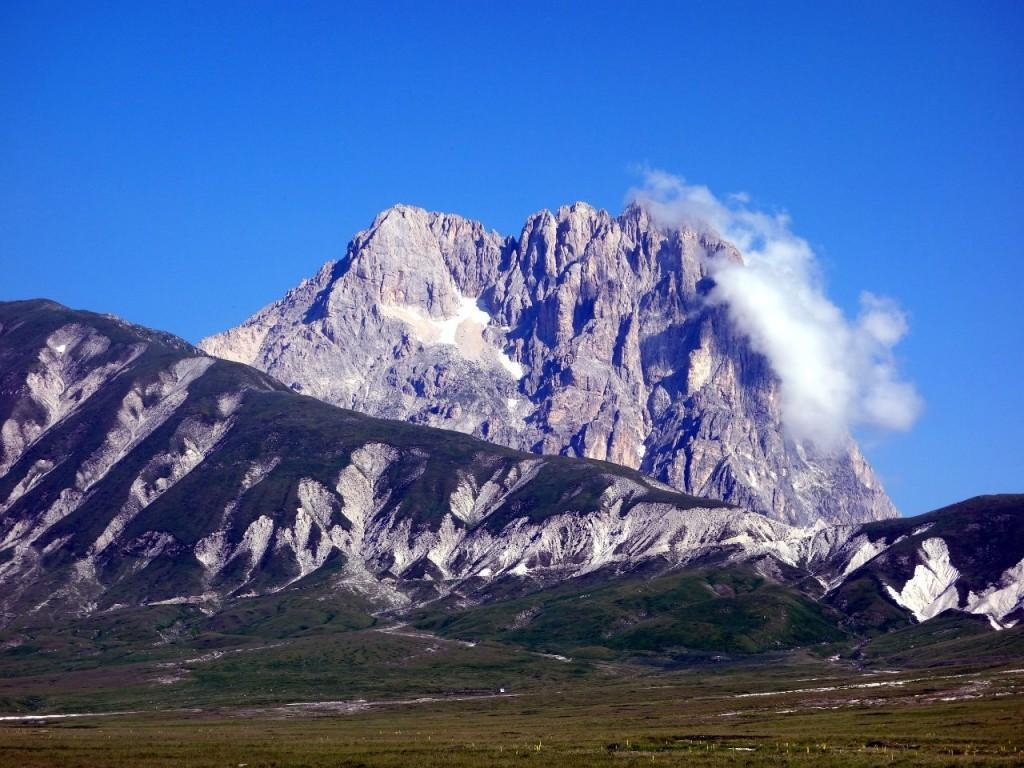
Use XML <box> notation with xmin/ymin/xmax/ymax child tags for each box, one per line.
<box><xmin>412</xmin><ymin>566</ymin><xmax>849</xmax><ymax>659</ymax></box>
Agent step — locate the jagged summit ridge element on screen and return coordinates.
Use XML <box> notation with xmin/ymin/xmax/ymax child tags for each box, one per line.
<box><xmin>201</xmin><ymin>203</ymin><xmax>895</xmax><ymax>526</ymax></box>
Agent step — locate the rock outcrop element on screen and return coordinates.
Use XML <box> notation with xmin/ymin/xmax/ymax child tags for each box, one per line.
<box><xmin>201</xmin><ymin>203</ymin><xmax>895</xmax><ymax>526</ymax></box>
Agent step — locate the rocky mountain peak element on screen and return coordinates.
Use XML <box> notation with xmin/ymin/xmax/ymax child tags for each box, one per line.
<box><xmin>338</xmin><ymin>204</ymin><xmax>505</xmax><ymax>318</ymax></box>
<box><xmin>200</xmin><ymin>203</ymin><xmax>897</xmax><ymax>526</ymax></box>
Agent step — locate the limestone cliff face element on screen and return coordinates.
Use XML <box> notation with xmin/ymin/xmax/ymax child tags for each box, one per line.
<box><xmin>201</xmin><ymin>203</ymin><xmax>896</xmax><ymax>526</ymax></box>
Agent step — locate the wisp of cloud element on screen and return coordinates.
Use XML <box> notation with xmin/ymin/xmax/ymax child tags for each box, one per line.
<box><xmin>628</xmin><ymin>171</ymin><xmax>923</xmax><ymax>448</ymax></box>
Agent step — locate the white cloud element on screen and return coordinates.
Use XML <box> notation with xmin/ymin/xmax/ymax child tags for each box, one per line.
<box><xmin>628</xmin><ymin>171</ymin><xmax>923</xmax><ymax>447</ymax></box>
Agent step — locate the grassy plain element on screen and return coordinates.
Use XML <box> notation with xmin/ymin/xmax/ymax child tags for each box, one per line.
<box><xmin>2</xmin><ymin>558</ymin><xmax>1022</xmax><ymax>766</ymax></box>
<box><xmin>2</xmin><ymin>617</ymin><xmax>1023</xmax><ymax>767</ymax></box>
<box><xmin>2</xmin><ymin>662</ymin><xmax>1023</xmax><ymax>767</ymax></box>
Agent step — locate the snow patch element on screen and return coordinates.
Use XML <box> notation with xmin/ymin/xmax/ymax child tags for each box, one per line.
<box><xmin>884</xmin><ymin>538</ymin><xmax>961</xmax><ymax>621</ymax></box>
<box><xmin>379</xmin><ymin>296</ymin><xmax>484</xmax><ymax>348</ymax></box>
<box><xmin>966</xmin><ymin>556</ymin><xmax>1024</xmax><ymax>629</ymax></box>
<box><xmin>497</xmin><ymin>353</ymin><xmax>525</xmax><ymax>380</ymax></box>
<box><xmin>378</xmin><ymin>296</ymin><xmax>524</xmax><ymax>379</ymax></box>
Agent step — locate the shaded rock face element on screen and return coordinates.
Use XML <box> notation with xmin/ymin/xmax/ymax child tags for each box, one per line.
<box><xmin>201</xmin><ymin>203</ymin><xmax>895</xmax><ymax>526</ymax></box>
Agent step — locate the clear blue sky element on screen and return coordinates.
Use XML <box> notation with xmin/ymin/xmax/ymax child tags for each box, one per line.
<box><xmin>2</xmin><ymin>1</ymin><xmax>1021</xmax><ymax>516</ymax></box>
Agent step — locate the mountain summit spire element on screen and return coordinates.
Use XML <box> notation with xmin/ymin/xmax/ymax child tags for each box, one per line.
<box><xmin>201</xmin><ymin>204</ymin><xmax>896</xmax><ymax>526</ymax></box>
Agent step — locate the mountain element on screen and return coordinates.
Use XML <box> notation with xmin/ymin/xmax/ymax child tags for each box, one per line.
<box><xmin>200</xmin><ymin>203</ymin><xmax>893</xmax><ymax>527</ymax></box>
<box><xmin>826</xmin><ymin>494</ymin><xmax>1024</xmax><ymax>631</ymax></box>
<box><xmin>2</xmin><ymin>300</ymin><xmax>1021</xmax><ymax>645</ymax></box>
<box><xmin>0</xmin><ymin>299</ymin><xmax>816</xmax><ymax>627</ymax></box>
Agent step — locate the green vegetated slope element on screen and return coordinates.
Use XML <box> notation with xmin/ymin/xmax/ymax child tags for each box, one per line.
<box><xmin>855</xmin><ymin>611</ymin><xmax>1024</xmax><ymax>669</ymax></box>
<box><xmin>413</xmin><ymin>566</ymin><xmax>848</xmax><ymax>659</ymax></box>
<box><xmin>0</xmin><ymin>594</ymin><xmax>591</xmax><ymax>714</ymax></box>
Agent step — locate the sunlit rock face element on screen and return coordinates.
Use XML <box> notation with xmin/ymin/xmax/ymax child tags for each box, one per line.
<box><xmin>202</xmin><ymin>203</ymin><xmax>896</xmax><ymax>526</ymax></box>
